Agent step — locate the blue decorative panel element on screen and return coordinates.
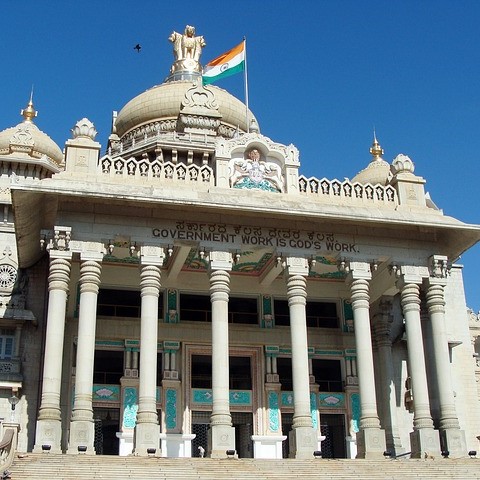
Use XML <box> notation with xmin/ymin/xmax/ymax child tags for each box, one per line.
<box><xmin>310</xmin><ymin>392</ymin><xmax>318</xmax><ymax>429</ymax></box>
<box><xmin>165</xmin><ymin>389</ymin><xmax>177</xmax><ymax>430</ymax></box>
<box><xmin>281</xmin><ymin>392</ymin><xmax>294</xmax><ymax>407</ymax></box>
<box><xmin>93</xmin><ymin>384</ymin><xmax>120</xmax><ymax>402</ymax></box>
<box><xmin>230</xmin><ymin>390</ymin><xmax>251</xmax><ymax>405</ymax></box>
<box><xmin>191</xmin><ymin>389</ymin><xmax>252</xmax><ymax>406</ymax></box>
<box><xmin>268</xmin><ymin>392</ymin><xmax>280</xmax><ymax>432</ymax></box>
<box><xmin>318</xmin><ymin>393</ymin><xmax>345</xmax><ymax>408</ymax></box>
<box><xmin>192</xmin><ymin>389</ymin><xmax>213</xmax><ymax>404</ymax></box>
<box><xmin>123</xmin><ymin>387</ymin><xmax>138</xmax><ymax>429</ymax></box>
<box><xmin>350</xmin><ymin>393</ymin><xmax>360</xmax><ymax>433</ymax></box>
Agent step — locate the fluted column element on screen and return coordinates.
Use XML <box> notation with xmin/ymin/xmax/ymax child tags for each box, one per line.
<box><xmin>396</xmin><ymin>265</ymin><xmax>440</xmax><ymax>457</ymax></box>
<box><xmin>34</xmin><ymin>250</ymin><xmax>72</xmax><ymax>453</ymax></box>
<box><xmin>134</xmin><ymin>246</ymin><xmax>165</xmax><ymax>456</ymax></box>
<box><xmin>425</xmin><ymin>255</ymin><xmax>466</xmax><ymax>456</ymax></box>
<box><xmin>208</xmin><ymin>250</ymin><xmax>235</xmax><ymax>458</ymax></box>
<box><xmin>285</xmin><ymin>256</ymin><xmax>317</xmax><ymax>459</ymax></box>
<box><xmin>345</xmin><ymin>261</ymin><xmax>385</xmax><ymax>458</ymax></box>
<box><xmin>68</xmin><ymin>251</ymin><xmax>103</xmax><ymax>454</ymax></box>
<box><xmin>372</xmin><ymin>299</ymin><xmax>404</xmax><ymax>455</ymax></box>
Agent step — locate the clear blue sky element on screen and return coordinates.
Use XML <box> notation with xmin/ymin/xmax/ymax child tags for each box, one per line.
<box><xmin>1</xmin><ymin>1</ymin><xmax>479</xmax><ymax>311</ymax></box>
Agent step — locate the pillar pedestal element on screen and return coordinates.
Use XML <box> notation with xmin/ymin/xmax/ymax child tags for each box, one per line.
<box><xmin>209</xmin><ymin>424</ymin><xmax>236</xmax><ymax>458</ymax></box>
<box><xmin>68</xmin><ymin>420</ymin><xmax>95</xmax><ymax>454</ymax></box>
<box><xmin>410</xmin><ymin>428</ymin><xmax>441</xmax><ymax>458</ymax></box>
<box><xmin>356</xmin><ymin>428</ymin><xmax>388</xmax><ymax>459</ymax></box>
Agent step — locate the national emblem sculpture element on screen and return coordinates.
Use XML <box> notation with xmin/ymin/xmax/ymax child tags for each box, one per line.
<box><xmin>168</xmin><ymin>25</ymin><xmax>206</xmax><ymax>76</ymax></box>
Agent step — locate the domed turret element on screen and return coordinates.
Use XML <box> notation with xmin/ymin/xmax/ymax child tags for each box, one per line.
<box><xmin>352</xmin><ymin>134</ymin><xmax>391</xmax><ymax>186</ymax></box>
<box><xmin>0</xmin><ymin>96</ymin><xmax>63</xmax><ymax>168</ymax></box>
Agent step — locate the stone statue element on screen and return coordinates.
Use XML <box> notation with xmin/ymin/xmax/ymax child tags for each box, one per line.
<box><xmin>168</xmin><ymin>25</ymin><xmax>206</xmax><ymax>75</ymax></box>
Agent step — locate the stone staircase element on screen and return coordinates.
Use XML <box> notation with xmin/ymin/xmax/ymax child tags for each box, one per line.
<box><xmin>7</xmin><ymin>453</ymin><xmax>480</xmax><ymax>479</ymax></box>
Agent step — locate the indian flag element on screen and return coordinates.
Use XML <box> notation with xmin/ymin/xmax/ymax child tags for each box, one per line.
<box><xmin>202</xmin><ymin>40</ymin><xmax>245</xmax><ymax>85</ymax></box>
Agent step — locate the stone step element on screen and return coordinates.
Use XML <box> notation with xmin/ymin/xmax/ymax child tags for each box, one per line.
<box><xmin>7</xmin><ymin>454</ymin><xmax>480</xmax><ymax>480</ymax></box>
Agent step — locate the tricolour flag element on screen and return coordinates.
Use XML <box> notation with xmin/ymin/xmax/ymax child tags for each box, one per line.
<box><xmin>202</xmin><ymin>40</ymin><xmax>245</xmax><ymax>85</ymax></box>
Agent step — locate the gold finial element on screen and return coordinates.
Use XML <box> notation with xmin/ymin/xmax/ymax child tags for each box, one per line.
<box><xmin>20</xmin><ymin>88</ymin><xmax>37</xmax><ymax>123</ymax></box>
<box><xmin>369</xmin><ymin>130</ymin><xmax>384</xmax><ymax>159</ymax></box>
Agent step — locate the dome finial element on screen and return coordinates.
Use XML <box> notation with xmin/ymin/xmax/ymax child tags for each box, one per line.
<box><xmin>369</xmin><ymin>129</ymin><xmax>384</xmax><ymax>160</ymax></box>
<box><xmin>21</xmin><ymin>88</ymin><xmax>37</xmax><ymax>123</ymax></box>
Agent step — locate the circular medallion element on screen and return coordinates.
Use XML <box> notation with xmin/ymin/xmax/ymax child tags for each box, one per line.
<box><xmin>0</xmin><ymin>265</ymin><xmax>17</xmax><ymax>289</ymax></box>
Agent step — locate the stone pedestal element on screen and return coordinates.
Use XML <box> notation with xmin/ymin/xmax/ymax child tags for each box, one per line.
<box><xmin>440</xmin><ymin>429</ymin><xmax>467</xmax><ymax>459</ymax></box>
<box><xmin>116</xmin><ymin>430</ymin><xmax>133</xmax><ymax>456</ymax></box>
<box><xmin>346</xmin><ymin>435</ymin><xmax>357</xmax><ymax>459</ymax></box>
<box><xmin>252</xmin><ymin>435</ymin><xmax>286</xmax><ymax>459</ymax></box>
<box><xmin>159</xmin><ymin>433</ymin><xmax>195</xmax><ymax>457</ymax></box>
<box><xmin>356</xmin><ymin>428</ymin><xmax>387</xmax><ymax>459</ymax></box>
<box><xmin>33</xmin><ymin>420</ymin><xmax>63</xmax><ymax>453</ymax></box>
<box><xmin>410</xmin><ymin>428</ymin><xmax>441</xmax><ymax>458</ymax></box>
<box><xmin>68</xmin><ymin>420</ymin><xmax>95</xmax><ymax>454</ymax></box>
<box><xmin>134</xmin><ymin>422</ymin><xmax>160</xmax><ymax>456</ymax></box>
<box><xmin>209</xmin><ymin>424</ymin><xmax>236</xmax><ymax>458</ymax></box>
<box><xmin>288</xmin><ymin>426</ymin><xmax>318</xmax><ymax>459</ymax></box>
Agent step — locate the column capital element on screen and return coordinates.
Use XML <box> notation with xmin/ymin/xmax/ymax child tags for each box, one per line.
<box><xmin>139</xmin><ymin>245</ymin><xmax>166</xmax><ymax>266</ymax></box>
<box><xmin>340</xmin><ymin>261</ymin><xmax>372</xmax><ymax>283</ymax></box>
<box><xmin>69</xmin><ymin>241</ymin><xmax>106</xmax><ymax>261</ymax></box>
<box><xmin>391</xmin><ymin>264</ymin><xmax>429</xmax><ymax>288</ymax></box>
<box><xmin>284</xmin><ymin>256</ymin><xmax>309</xmax><ymax>276</ymax></box>
<box><xmin>208</xmin><ymin>250</ymin><xmax>233</xmax><ymax>271</ymax></box>
<box><xmin>48</xmin><ymin>249</ymin><xmax>73</xmax><ymax>261</ymax></box>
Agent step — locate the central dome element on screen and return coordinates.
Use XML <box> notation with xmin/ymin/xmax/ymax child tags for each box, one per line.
<box><xmin>114</xmin><ymin>26</ymin><xmax>257</xmax><ymax>142</ymax></box>
<box><xmin>114</xmin><ymin>80</ymin><xmax>257</xmax><ymax>140</ymax></box>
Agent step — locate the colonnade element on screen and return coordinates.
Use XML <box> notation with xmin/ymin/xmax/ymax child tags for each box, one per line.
<box><xmin>32</xmin><ymin>229</ymin><xmax>466</xmax><ymax>458</ymax></box>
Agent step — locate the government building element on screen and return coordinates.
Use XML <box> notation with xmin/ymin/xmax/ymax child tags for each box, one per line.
<box><xmin>0</xmin><ymin>25</ymin><xmax>479</xmax><ymax>460</ymax></box>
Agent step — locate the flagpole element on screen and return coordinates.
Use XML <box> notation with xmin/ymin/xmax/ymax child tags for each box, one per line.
<box><xmin>243</xmin><ymin>37</ymin><xmax>250</xmax><ymax>133</ymax></box>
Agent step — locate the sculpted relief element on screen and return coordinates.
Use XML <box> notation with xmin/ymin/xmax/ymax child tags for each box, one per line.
<box><xmin>228</xmin><ymin>148</ymin><xmax>284</xmax><ymax>193</ymax></box>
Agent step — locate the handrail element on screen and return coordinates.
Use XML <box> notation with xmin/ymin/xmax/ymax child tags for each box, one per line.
<box><xmin>0</xmin><ymin>427</ymin><xmax>17</xmax><ymax>472</ymax></box>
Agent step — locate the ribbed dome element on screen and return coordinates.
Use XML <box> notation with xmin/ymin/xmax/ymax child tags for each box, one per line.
<box><xmin>352</xmin><ymin>136</ymin><xmax>391</xmax><ymax>186</ymax></box>
<box><xmin>114</xmin><ymin>80</ymin><xmax>257</xmax><ymax>139</ymax></box>
<box><xmin>0</xmin><ymin>100</ymin><xmax>63</xmax><ymax>166</ymax></box>
<box><xmin>352</xmin><ymin>158</ymin><xmax>391</xmax><ymax>186</ymax></box>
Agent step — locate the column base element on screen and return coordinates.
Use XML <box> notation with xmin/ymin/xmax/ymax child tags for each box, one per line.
<box><xmin>288</xmin><ymin>426</ymin><xmax>318</xmax><ymax>459</ymax></box>
<box><xmin>160</xmin><ymin>433</ymin><xmax>195</xmax><ymax>458</ymax></box>
<box><xmin>133</xmin><ymin>422</ymin><xmax>160</xmax><ymax>456</ymax></box>
<box><xmin>410</xmin><ymin>428</ymin><xmax>441</xmax><ymax>458</ymax></box>
<box><xmin>440</xmin><ymin>428</ymin><xmax>467</xmax><ymax>458</ymax></box>
<box><xmin>355</xmin><ymin>427</ymin><xmax>386</xmax><ymax>459</ymax></box>
<box><xmin>209</xmin><ymin>424</ymin><xmax>236</xmax><ymax>458</ymax></box>
<box><xmin>67</xmin><ymin>419</ymin><xmax>95</xmax><ymax>454</ymax></box>
<box><xmin>252</xmin><ymin>435</ymin><xmax>286</xmax><ymax>459</ymax></box>
<box><xmin>33</xmin><ymin>419</ymin><xmax>63</xmax><ymax>453</ymax></box>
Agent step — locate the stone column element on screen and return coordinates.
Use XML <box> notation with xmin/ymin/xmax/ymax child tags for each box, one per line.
<box><xmin>345</xmin><ymin>261</ymin><xmax>386</xmax><ymax>458</ymax></box>
<box><xmin>134</xmin><ymin>246</ymin><xmax>165</xmax><ymax>456</ymax></box>
<box><xmin>34</xmin><ymin>249</ymin><xmax>72</xmax><ymax>453</ymax></box>
<box><xmin>372</xmin><ymin>299</ymin><xmax>404</xmax><ymax>456</ymax></box>
<box><xmin>208</xmin><ymin>250</ymin><xmax>235</xmax><ymax>458</ymax></box>
<box><xmin>396</xmin><ymin>265</ymin><xmax>440</xmax><ymax>457</ymax></box>
<box><xmin>68</xmin><ymin>247</ymin><xmax>104</xmax><ymax>453</ymax></box>
<box><xmin>424</xmin><ymin>255</ymin><xmax>466</xmax><ymax>457</ymax></box>
<box><xmin>284</xmin><ymin>256</ymin><xmax>317</xmax><ymax>459</ymax></box>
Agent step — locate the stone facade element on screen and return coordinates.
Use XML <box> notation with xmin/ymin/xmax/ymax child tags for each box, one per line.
<box><xmin>0</xmin><ymin>27</ymin><xmax>479</xmax><ymax>460</ymax></box>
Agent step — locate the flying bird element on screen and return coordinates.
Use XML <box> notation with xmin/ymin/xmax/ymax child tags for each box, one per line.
<box><xmin>134</xmin><ymin>44</ymin><xmax>141</xmax><ymax>53</ymax></box>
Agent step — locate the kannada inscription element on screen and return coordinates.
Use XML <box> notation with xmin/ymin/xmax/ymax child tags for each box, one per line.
<box><xmin>152</xmin><ymin>221</ymin><xmax>359</xmax><ymax>253</ymax></box>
